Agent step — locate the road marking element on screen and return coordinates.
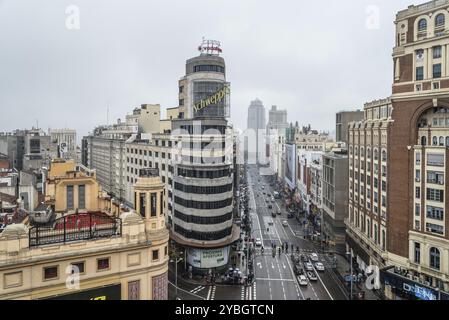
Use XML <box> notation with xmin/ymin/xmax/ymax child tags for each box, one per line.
<box><xmin>241</xmin><ymin>286</ymin><xmax>245</xmax><ymax>300</ymax></box>
<box><xmin>313</xmin><ymin>264</ymin><xmax>334</xmax><ymax>300</ymax></box>
<box><xmin>169</xmin><ymin>282</ymin><xmax>206</xmax><ymax>300</ymax></box>
<box><xmin>206</xmin><ymin>286</ymin><xmax>212</xmax><ymax>300</ymax></box>
<box><xmin>210</xmin><ymin>286</ymin><xmax>216</xmax><ymax>300</ymax></box>
<box><xmin>191</xmin><ymin>286</ymin><xmax>205</xmax><ymax>294</ymax></box>
<box><xmin>255</xmin><ymin>278</ymin><xmax>296</xmax><ymax>282</ymax></box>
<box><xmin>253</xmin><ymin>282</ymin><xmax>257</xmax><ymax>300</ymax></box>
<box><xmin>285</xmin><ymin>254</ymin><xmax>305</xmax><ymax>300</ymax></box>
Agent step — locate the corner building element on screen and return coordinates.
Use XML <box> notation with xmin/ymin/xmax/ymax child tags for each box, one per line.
<box><xmin>347</xmin><ymin>0</ymin><xmax>449</xmax><ymax>300</ymax></box>
<box><xmin>170</xmin><ymin>43</ymin><xmax>239</xmax><ymax>273</ymax></box>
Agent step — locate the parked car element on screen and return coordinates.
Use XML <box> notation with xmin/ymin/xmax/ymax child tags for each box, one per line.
<box><xmin>255</xmin><ymin>238</ymin><xmax>262</xmax><ymax>247</ymax></box>
<box><xmin>277</xmin><ymin>211</ymin><xmax>282</xmax><ymax>215</ymax></box>
<box><xmin>287</xmin><ymin>213</ymin><xmax>294</xmax><ymax>219</ymax></box>
<box><xmin>310</xmin><ymin>253</ymin><xmax>319</xmax><ymax>262</ymax></box>
<box><xmin>300</xmin><ymin>254</ymin><xmax>308</xmax><ymax>262</ymax></box>
<box><xmin>282</xmin><ymin>220</ymin><xmax>289</xmax><ymax>227</ymax></box>
<box><xmin>298</xmin><ymin>275</ymin><xmax>308</xmax><ymax>286</ymax></box>
<box><xmin>271</xmin><ymin>212</ymin><xmax>277</xmax><ymax>218</ymax></box>
<box><xmin>304</xmin><ymin>262</ymin><xmax>314</xmax><ymax>272</ymax></box>
<box><xmin>307</xmin><ymin>271</ymin><xmax>318</xmax><ymax>281</ymax></box>
<box><xmin>293</xmin><ymin>264</ymin><xmax>301</xmax><ymax>276</ymax></box>
<box><xmin>315</xmin><ymin>262</ymin><xmax>325</xmax><ymax>272</ymax></box>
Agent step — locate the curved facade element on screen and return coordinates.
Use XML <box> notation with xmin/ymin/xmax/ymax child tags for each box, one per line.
<box><xmin>171</xmin><ymin>48</ymin><xmax>237</xmax><ymax>271</ymax></box>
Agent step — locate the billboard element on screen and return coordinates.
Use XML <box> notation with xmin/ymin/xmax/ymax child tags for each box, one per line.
<box><xmin>192</xmin><ymin>81</ymin><xmax>230</xmax><ymax>118</ymax></box>
<box><xmin>284</xmin><ymin>144</ymin><xmax>296</xmax><ymax>189</ymax></box>
<box><xmin>43</xmin><ymin>284</ymin><xmax>121</xmax><ymax>300</ymax></box>
<box><xmin>187</xmin><ymin>246</ymin><xmax>230</xmax><ymax>269</ymax></box>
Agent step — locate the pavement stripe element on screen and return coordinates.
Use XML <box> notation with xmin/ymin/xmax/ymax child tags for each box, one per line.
<box><xmin>255</xmin><ymin>278</ymin><xmax>296</xmax><ymax>282</ymax></box>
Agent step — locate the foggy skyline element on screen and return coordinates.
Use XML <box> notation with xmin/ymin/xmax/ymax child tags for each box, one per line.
<box><xmin>0</xmin><ymin>0</ymin><xmax>420</xmax><ymax>139</ymax></box>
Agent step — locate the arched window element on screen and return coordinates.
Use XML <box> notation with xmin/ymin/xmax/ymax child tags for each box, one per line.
<box><xmin>355</xmin><ymin>147</ymin><xmax>359</xmax><ymax>156</ymax></box>
<box><xmin>440</xmin><ymin>137</ymin><xmax>445</xmax><ymax>146</ymax></box>
<box><xmin>367</xmin><ymin>148</ymin><xmax>371</xmax><ymax>159</ymax></box>
<box><xmin>381</xmin><ymin>150</ymin><xmax>387</xmax><ymax>162</ymax></box>
<box><xmin>418</xmin><ymin>19</ymin><xmax>427</xmax><ymax>31</ymax></box>
<box><xmin>433</xmin><ymin>136</ymin><xmax>438</xmax><ymax>146</ymax></box>
<box><xmin>430</xmin><ymin>247</ymin><xmax>440</xmax><ymax>270</ymax></box>
<box><xmin>361</xmin><ymin>147</ymin><xmax>365</xmax><ymax>157</ymax></box>
<box><xmin>374</xmin><ymin>149</ymin><xmax>379</xmax><ymax>161</ymax></box>
<box><xmin>421</xmin><ymin>136</ymin><xmax>427</xmax><ymax>146</ymax></box>
<box><xmin>436</xmin><ymin>14</ymin><xmax>445</xmax><ymax>28</ymax></box>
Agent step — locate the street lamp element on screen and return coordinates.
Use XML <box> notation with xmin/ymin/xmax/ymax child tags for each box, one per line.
<box><xmin>170</xmin><ymin>246</ymin><xmax>184</xmax><ymax>300</ymax></box>
<box><xmin>346</xmin><ymin>250</ymin><xmax>353</xmax><ymax>300</ymax></box>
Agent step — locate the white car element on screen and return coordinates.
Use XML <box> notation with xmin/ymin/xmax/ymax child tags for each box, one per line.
<box><xmin>255</xmin><ymin>238</ymin><xmax>262</xmax><ymax>247</ymax></box>
<box><xmin>282</xmin><ymin>221</ymin><xmax>289</xmax><ymax>227</ymax></box>
<box><xmin>310</xmin><ymin>253</ymin><xmax>319</xmax><ymax>262</ymax></box>
<box><xmin>298</xmin><ymin>275</ymin><xmax>308</xmax><ymax>286</ymax></box>
<box><xmin>315</xmin><ymin>262</ymin><xmax>325</xmax><ymax>272</ymax></box>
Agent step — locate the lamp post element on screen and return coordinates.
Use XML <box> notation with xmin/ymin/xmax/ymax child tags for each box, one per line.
<box><xmin>346</xmin><ymin>250</ymin><xmax>353</xmax><ymax>300</ymax></box>
<box><xmin>170</xmin><ymin>244</ymin><xmax>184</xmax><ymax>300</ymax></box>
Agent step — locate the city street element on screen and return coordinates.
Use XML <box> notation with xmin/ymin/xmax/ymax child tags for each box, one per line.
<box><xmin>247</xmin><ymin>165</ymin><xmax>348</xmax><ymax>300</ymax></box>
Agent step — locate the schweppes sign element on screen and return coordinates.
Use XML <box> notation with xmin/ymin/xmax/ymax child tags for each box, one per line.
<box><xmin>193</xmin><ymin>85</ymin><xmax>230</xmax><ymax>113</ymax></box>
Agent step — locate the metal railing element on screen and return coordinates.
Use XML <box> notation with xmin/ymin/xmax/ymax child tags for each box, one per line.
<box><xmin>29</xmin><ymin>212</ymin><xmax>122</xmax><ymax>247</ymax></box>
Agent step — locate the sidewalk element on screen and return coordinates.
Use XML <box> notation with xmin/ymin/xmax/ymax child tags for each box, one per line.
<box><xmin>331</xmin><ymin>253</ymin><xmax>381</xmax><ymax>300</ymax></box>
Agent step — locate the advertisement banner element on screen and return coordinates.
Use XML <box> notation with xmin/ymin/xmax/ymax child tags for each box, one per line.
<box><xmin>187</xmin><ymin>246</ymin><xmax>230</xmax><ymax>269</ymax></box>
<box><xmin>43</xmin><ymin>284</ymin><xmax>121</xmax><ymax>300</ymax></box>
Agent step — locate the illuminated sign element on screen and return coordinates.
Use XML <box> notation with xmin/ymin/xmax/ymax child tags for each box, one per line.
<box><xmin>403</xmin><ymin>283</ymin><xmax>437</xmax><ymax>300</ymax></box>
<box><xmin>198</xmin><ymin>39</ymin><xmax>222</xmax><ymax>55</ymax></box>
<box><xmin>193</xmin><ymin>85</ymin><xmax>230</xmax><ymax>113</ymax></box>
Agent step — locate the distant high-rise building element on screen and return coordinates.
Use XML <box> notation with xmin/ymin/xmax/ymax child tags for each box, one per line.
<box><xmin>267</xmin><ymin>105</ymin><xmax>288</xmax><ymax>132</ymax></box>
<box><xmin>335</xmin><ymin>110</ymin><xmax>363</xmax><ymax>143</ymax></box>
<box><xmin>247</xmin><ymin>99</ymin><xmax>266</xmax><ymax>163</ymax></box>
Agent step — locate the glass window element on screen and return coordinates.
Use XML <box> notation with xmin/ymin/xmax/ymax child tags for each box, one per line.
<box><xmin>435</xmin><ymin>14</ymin><xmax>445</xmax><ymax>28</ymax></box>
<box><xmin>43</xmin><ymin>266</ymin><xmax>58</xmax><ymax>280</ymax></box>
<box><xmin>416</xmin><ymin>67</ymin><xmax>424</xmax><ymax>81</ymax></box>
<box><xmin>427</xmin><ymin>153</ymin><xmax>444</xmax><ymax>166</ymax></box>
<box><xmin>430</xmin><ymin>247</ymin><xmax>440</xmax><ymax>269</ymax></box>
<box><xmin>97</xmin><ymin>258</ymin><xmax>110</xmax><ymax>271</ymax></box>
<box><xmin>152</xmin><ymin>249</ymin><xmax>159</xmax><ymax>261</ymax></box>
<box><xmin>418</xmin><ymin>19</ymin><xmax>427</xmax><ymax>31</ymax></box>
<box><xmin>433</xmin><ymin>64</ymin><xmax>442</xmax><ymax>78</ymax></box>
<box><xmin>433</xmin><ymin>46</ymin><xmax>442</xmax><ymax>59</ymax></box>
<box><xmin>78</xmin><ymin>185</ymin><xmax>85</xmax><ymax>209</ymax></box>
<box><xmin>151</xmin><ymin>193</ymin><xmax>157</xmax><ymax>217</ymax></box>
<box><xmin>426</xmin><ymin>188</ymin><xmax>444</xmax><ymax>202</ymax></box>
<box><xmin>414</xmin><ymin>243</ymin><xmax>421</xmax><ymax>264</ymax></box>
<box><xmin>67</xmin><ymin>185</ymin><xmax>74</xmax><ymax>209</ymax></box>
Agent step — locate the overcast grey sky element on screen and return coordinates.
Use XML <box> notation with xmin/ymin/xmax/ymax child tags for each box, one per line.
<box><xmin>0</xmin><ymin>0</ymin><xmax>421</xmax><ymax>139</ymax></box>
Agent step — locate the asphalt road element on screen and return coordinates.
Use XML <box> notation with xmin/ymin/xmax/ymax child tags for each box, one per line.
<box><xmin>247</xmin><ymin>165</ymin><xmax>347</xmax><ymax>300</ymax></box>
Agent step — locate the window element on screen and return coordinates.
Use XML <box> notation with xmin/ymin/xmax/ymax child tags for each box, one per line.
<box><xmin>415</xmin><ymin>169</ymin><xmax>421</xmax><ymax>182</ymax></box>
<box><xmin>430</xmin><ymin>247</ymin><xmax>440</xmax><ymax>270</ymax></box>
<box><xmin>139</xmin><ymin>193</ymin><xmax>146</xmax><ymax>217</ymax></box>
<box><xmin>433</xmin><ymin>64</ymin><xmax>442</xmax><ymax>78</ymax></box>
<box><xmin>418</xmin><ymin>19</ymin><xmax>427</xmax><ymax>32</ymax></box>
<box><xmin>78</xmin><ymin>185</ymin><xmax>85</xmax><ymax>209</ymax></box>
<box><xmin>433</xmin><ymin>46</ymin><xmax>442</xmax><ymax>59</ymax></box>
<box><xmin>414</xmin><ymin>243</ymin><xmax>421</xmax><ymax>264</ymax></box>
<box><xmin>426</xmin><ymin>223</ymin><xmax>444</xmax><ymax>235</ymax></box>
<box><xmin>415</xmin><ymin>220</ymin><xmax>421</xmax><ymax>231</ymax></box>
<box><xmin>152</xmin><ymin>249</ymin><xmax>159</xmax><ymax>261</ymax></box>
<box><xmin>426</xmin><ymin>206</ymin><xmax>444</xmax><ymax>220</ymax></box>
<box><xmin>71</xmin><ymin>261</ymin><xmax>85</xmax><ymax>274</ymax></box>
<box><xmin>427</xmin><ymin>153</ymin><xmax>444</xmax><ymax>166</ymax></box>
<box><xmin>43</xmin><ymin>266</ymin><xmax>58</xmax><ymax>280</ymax></box>
<box><xmin>435</xmin><ymin>14</ymin><xmax>445</xmax><ymax>28</ymax></box>
<box><xmin>416</xmin><ymin>67</ymin><xmax>424</xmax><ymax>81</ymax></box>
<box><xmin>67</xmin><ymin>185</ymin><xmax>74</xmax><ymax>209</ymax></box>
<box><xmin>416</xmin><ymin>187</ymin><xmax>421</xmax><ymax>199</ymax></box>
<box><xmin>426</xmin><ymin>188</ymin><xmax>444</xmax><ymax>202</ymax></box>
<box><xmin>151</xmin><ymin>193</ymin><xmax>157</xmax><ymax>217</ymax></box>
<box><xmin>439</xmin><ymin>136</ymin><xmax>444</xmax><ymax>146</ymax></box>
<box><xmin>415</xmin><ymin>203</ymin><xmax>421</xmax><ymax>216</ymax></box>
<box><xmin>416</xmin><ymin>152</ymin><xmax>421</xmax><ymax>165</ymax></box>
<box><xmin>427</xmin><ymin>171</ymin><xmax>444</xmax><ymax>185</ymax></box>
<box><xmin>164</xmin><ymin>246</ymin><xmax>168</xmax><ymax>256</ymax></box>
<box><xmin>420</xmin><ymin>136</ymin><xmax>426</xmax><ymax>146</ymax></box>
<box><xmin>433</xmin><ymin>82</ymin><xmax>440</xmax><ymax>90</ymax></box>
<box><xmin>97</xmin><ymin>258</ymin><xmax>110</xmax><ymax>271</ymax></box>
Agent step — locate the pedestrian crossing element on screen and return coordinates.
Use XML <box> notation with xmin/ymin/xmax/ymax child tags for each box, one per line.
<box><xmin>190</xmin><ymin>286</ymin><xmax>206</xmax><ymax>295</ymax></box>
<box><xmin>241</xmin><ymin>286</ymin><xmax>245</xmax><ymax>300</ymax></box>
<box><xmin>253</xmin><ymin>282</ymin><xmax>257</xmax><ymax>300</ymax></box>
<box><xmin>206</xmin><ymin>286</ymin><xmax>216</xmax><ymax>300</ymax></box>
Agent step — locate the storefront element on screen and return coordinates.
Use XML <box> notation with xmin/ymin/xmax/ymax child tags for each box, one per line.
<box><xmin>380</xmin><ymin>267</ymin><xmax>449</xmax><ymax>300</ymax></box>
